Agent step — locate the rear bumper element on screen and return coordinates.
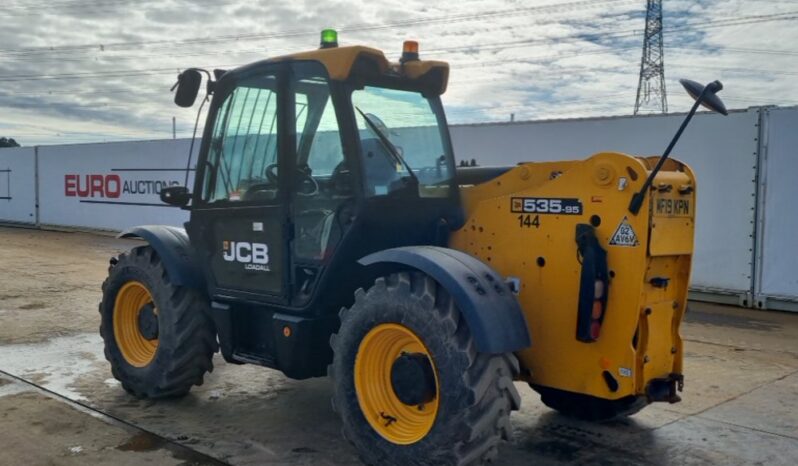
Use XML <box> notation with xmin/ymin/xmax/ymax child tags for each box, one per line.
<box><xmin>646</xmin><ymin>372</ymin><xmax>684</xmax><ymax>403</ymax></box>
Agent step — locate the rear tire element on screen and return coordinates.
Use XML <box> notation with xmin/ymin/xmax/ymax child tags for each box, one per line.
<box><xmin>330</xmin><ymin>272</ymin><xmax>521</xmax><ymax>466</ymax></box>
<box><xmin>99</xmin><ymin>245</ymin><xmax>218</xmax><ymax>398</ymax></box>
<box><xmin>535</xmin><ymin>386</ymin><xmax>648</xmax><ymax>421</ymax></box>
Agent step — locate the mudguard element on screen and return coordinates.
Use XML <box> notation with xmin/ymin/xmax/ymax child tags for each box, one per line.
<box><xmin>118</xmin><ymin>225</ymin><xmax>205</xmax><ymax>289</ymax></box>
<box><xmin>359</xmin><ymin>246</ymin><xmax>531</xmax><ymax>354</ymax></box>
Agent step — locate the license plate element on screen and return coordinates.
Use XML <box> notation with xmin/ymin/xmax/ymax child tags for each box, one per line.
<box><xmin>653</xmin><ymin>195</ymin><xmax>691</xmax><ymax>217</ymax></box>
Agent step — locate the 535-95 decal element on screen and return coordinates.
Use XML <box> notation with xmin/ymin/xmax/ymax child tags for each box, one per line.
<box><xmin>511</xmin><ymin>197</ymin><xmax>583</xmax><ymax>215</ymax></box>
<box><xmin>512</xmin><ymin>197</ymin><xmax>583</xmax><ymax>229</ymax></box>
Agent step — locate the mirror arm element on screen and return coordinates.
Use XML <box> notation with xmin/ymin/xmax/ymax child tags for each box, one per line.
<box><xmin>628</xmin><ymin>89</ymin><xmax>707</xmax><ymax>215</ymax></box>
<box><xmin>184</xmin><ymin>94</ymin><xmax>210</xmax><ymax>187</ymax></box>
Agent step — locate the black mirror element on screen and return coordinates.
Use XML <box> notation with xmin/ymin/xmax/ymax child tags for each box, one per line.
<box><xmin>629</xmin><ymin>78</ymin><xmax>728</xmax><ymax>215</ymax></box>
<box><xmin>160</xmin><ymin>186</ymin><xmax>191</xmax><ymax>207</ymax></box>
<box><xmin>680</xmin><ymin>79</ymin><xmax>728</xmax><ymax>116</ymax></box>
<box><xmin>174</xmin><ymin>69</ymin><xmax>202</xmax><ymax>108</ymax></box>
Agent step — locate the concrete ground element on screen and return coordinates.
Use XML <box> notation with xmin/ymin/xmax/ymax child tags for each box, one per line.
<box><xmin>0</xmin><ymin>225</ymin><xmax>796</xmax><ymax>465</ymax></box>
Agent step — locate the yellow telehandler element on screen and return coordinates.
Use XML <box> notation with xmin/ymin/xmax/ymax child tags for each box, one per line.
<box><xmin>99</xmin><ymin>30</ymin><xmax>727</xmax><ymax>465</ymax></box>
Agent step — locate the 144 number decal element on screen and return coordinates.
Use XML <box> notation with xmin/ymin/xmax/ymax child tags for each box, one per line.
<box><xmin>518</xmin><ymin>214</ymin><xmax>540</xmax><ymax>228</ymax></box>
<box><xmin>511</xmin><ymin>197</ymin><xmax>583</xmax><ymax>215</ymax></box>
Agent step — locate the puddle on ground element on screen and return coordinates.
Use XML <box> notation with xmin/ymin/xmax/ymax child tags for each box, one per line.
<box><xmin>0</xmin><ymin>378</ymin><xmax>33</xmax><ymax>398</ymax></box>
<box><xmin>291</xmin><ymin>446</ymin><xmax>319</xmax><ymax>454</ymax></box>
<box><xmin>0</xmin><ymin>333</ymin><xmax>103</xmax><ymax>400</ymax></box>
<box><xmin>117</xmin><ymin>431</ymin><xmax>226</xmax><ymax>465</ymax></box>
<box><xmin>18</xmin><ymin>302</ymin><xmax>48</xmax><ymax>310</ymax></box>
<box><xmin>116</xmin><ymin>431</ymin><xmax>166</xmax><ymax>452</ymax></box>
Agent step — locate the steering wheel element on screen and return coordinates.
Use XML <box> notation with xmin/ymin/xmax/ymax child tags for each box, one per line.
<box><xmin>261</xmin><ymin>163</ymin><xmax>319</xmax><ymax>196</ymax></box>
<box><xmin>296</xmin><ymin>165</ymin><xmax>320</xmax><ymax>197</ymax></box>
<box><xmin>265</xmin><ymin>163</ymin><xmax>279</xmax><ymax>184</ymax></box>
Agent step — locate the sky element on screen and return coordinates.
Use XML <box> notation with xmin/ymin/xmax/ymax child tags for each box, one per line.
<box><xmin>0</xmin><ymin>0</ymin><xmax>796</xmax><ymax>146</ymax></box>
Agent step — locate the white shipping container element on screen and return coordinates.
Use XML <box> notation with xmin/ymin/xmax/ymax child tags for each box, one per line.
<box><xmin>0</xmin><ymin>146</ymin><xmax>37</xmax><ymax>225</ymax></box>
<box><xmin>755</xmin><ymin>107</ymin><xmax>798</xmax><ymax>310</ymax></box>
<box><xmin>37</xmin><ymin>139</ymin><xmax>196</xmax><ymax>231</ymax></box>
<box><xmin>7</xmin><ymin>105</ymin><xmax>792</xmax><ymax>310</ymax></box>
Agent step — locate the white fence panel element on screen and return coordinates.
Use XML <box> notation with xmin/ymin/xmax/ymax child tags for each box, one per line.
<box><xmin>38</xmin><ymin>139</ymin><xmax>196</xmax><ymax>231</ymax></box>
<box><xmin>14</xmin><ymin>107</ymin><xmax>781</xmax><ymax>308</ymax></box>
<box><xmin>0</xmin><ymin>147</ymin><xmax>37</xmax><ymax>225</ymax></box>
<box><xmin>451</xmin><ymin>109</ymin><xmax>760</xmax><ymax>299</ymax></box>
<box><xmin>756</xmin><ymin>107</ymin><xmax>798</xmax><ymax>311</ymax></box>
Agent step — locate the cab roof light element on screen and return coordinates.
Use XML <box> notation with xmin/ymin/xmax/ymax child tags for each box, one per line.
<box><xmin>320</xmin><ymin>29</ymin><xmax>338</xmax><ymax>49</ymax></box>
<box><xmin>400</xmin><ymin>40</ymin><xmax>420</xmax><ymax>63</ymax></box>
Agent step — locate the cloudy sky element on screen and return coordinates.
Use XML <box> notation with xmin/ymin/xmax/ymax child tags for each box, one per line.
<box><xmin>0</xmin><ymin>0</ymin><xmax>796</xmax><ymax>146</ymax></box>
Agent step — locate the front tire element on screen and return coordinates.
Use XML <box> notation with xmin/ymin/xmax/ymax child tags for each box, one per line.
<box><xmin>330</xmin><ymin>272</ymin><xmax>521</xmax><ymax>466</ymax></box>
<box><xmin>99</xmin><ymin>245</ymin><xmax>218</xmax><ymax>398</ymax></box>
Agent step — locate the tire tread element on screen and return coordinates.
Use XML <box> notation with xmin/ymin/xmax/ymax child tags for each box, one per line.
<box><xmin>331</xmin><ymin>272</ymin><xmax>521</xmax><ymax>466</ymax></box>
<box><xmin>99</xmin><ymin>245</ymin><xmax>217</xmax><ymax>399</ymax></box>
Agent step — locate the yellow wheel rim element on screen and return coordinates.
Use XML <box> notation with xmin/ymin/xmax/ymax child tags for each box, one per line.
<box><xmin>354</xmin><ymin>323</ymin><xmax>440</xmax><ymax>445</ymax></box>
<box><xmin>113</xmin><ymin>281</ymin><xmax>158</xmax><ymax>367</ymax></box>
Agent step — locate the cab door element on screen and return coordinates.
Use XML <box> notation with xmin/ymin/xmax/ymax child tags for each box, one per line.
<box><xmin>188</xmin><ymin>65</ymin><xmax>290</xmax><ymax>302</ymax></box>
<box><xmin>288</xmin><ymin>63</ymin><xmax>358</xmax><ymax>306</ymax></box>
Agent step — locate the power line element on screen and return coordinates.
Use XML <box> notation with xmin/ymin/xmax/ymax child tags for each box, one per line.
<box><xmin>3</xmin><ymin>5</ymin><xmax>793</xmax><ymax>62</ymax></box>
<box><xmin>670</xmin><ymin>45</ymin><xmax>798</xmax><ymax>56</ymax></box>
<box><xmin>0</xmin><ymin>0</ymin><xmax>636</xmax><ymax>56</ymax></box>
<box><xmin>5</xmin><ymin>5</ymin><xmax>641</xmax><ymax>63</ymax></box>
<box><xmin>3</xmin><ymin>11</ymin><xmax>793</xmax><ymax>82</ymax></box>
<box><xmin>5</xmin><ymin>5</ymin><xmax>798</xmax><ymax>144</ymax></box>
<box><xmin>5</xmin><ymin>42</ymin><xmax>796</xmax><ymax>95</ymax></box>
<box><xmin>0</xmin><ymin>0</ymin><xmax>240</xmax><ymax>16</ymax></box>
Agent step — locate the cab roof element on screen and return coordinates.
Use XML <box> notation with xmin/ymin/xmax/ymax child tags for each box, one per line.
<box><xmin>234</xmin><ymin>45</ymin><xmax>450</xmax><ymax>95</ymax></box>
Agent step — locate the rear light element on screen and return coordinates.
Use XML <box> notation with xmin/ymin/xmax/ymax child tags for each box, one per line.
<box><xmin>591</xmin><ymin>299</ymin><xmax>603</xmax><ymax>319</ymax></box>
<box><xmin>594</xmin><ymin>280</ymin><xmax>605</xmax><ymax>299</ymax></box>
<box><xmin>575</xmin><ymin>224</ymin><xmax>609</xmax><ymax>343</ymax></box>
<box><xmin>587</xmin><ymin>282</ymin><xmax>607</xmax><ymax>340</ymax></box>
<box><xmin>590</xmin><ymin>321</ymin><xmax>602</xmax><ymax>339</ymax></box>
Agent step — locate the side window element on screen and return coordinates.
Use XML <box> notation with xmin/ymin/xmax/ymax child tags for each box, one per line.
<box><xmin>203</xmin><ymin>75</ymin><xmax>279</xmax><ymax>203</ymax></box>
<box><xmin>296</xmin><ymin>78</ymin><xmax>345</xmax><ymax>179</ymax></box>
<box><xmin>292</xmin><ymin>75</ymin><xmax>350</xmax><ymax>263</ymax></box>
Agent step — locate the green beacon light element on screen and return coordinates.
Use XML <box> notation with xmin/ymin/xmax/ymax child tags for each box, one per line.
<box><xmin>320</xmin><ymin>29</ymin><xmax>338</xmax><ymax>49</ymax></box>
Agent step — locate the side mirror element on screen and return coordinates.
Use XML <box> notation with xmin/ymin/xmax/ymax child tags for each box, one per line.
<box><xmin>628</xmin><ymin>78</ymin><xmax>728</xmax><ymax>215</ymax></box>
<box><xmin>173</xmin><ymin>69</ymin><xmax>202</xmax><ymax>108</ymax></box>
<box><xmin>160</xmin><ymin>186</ymin><xmax>191</xmax><ymax>207</ymax></box>
<box><xmin>680</xmin><ymin>79</ymin><xmax>728</xmax><ymax>115</ymax></box>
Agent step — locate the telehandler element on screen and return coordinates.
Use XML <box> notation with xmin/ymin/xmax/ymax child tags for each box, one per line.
<box><xmin>99</xmin><ymin>30</ymin><xmax>727</xmax><ymax>465</ymax></box>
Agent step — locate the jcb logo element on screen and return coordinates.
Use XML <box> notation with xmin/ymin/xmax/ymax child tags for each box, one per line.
<box><xmin>223</xmin><ymin>241</ymin><xmax>270</xmax><ymax>271</ymax></box>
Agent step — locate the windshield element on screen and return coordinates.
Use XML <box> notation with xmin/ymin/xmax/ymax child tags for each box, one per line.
<box><xmin>352</xmin><ymin>86</ymin><xmax>453</xmax><ymax>197</ymax></box>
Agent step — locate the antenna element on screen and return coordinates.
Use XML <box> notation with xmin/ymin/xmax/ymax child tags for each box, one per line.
<box><xmin>634</xmin><ymin>0</ymin><xmax>668</xmax><ymax>114</ymax></box>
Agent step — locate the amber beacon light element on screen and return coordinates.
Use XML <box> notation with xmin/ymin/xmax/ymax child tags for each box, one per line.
<box><xmin>401</xmin><ymin>40</ymin><xmax>419</xmax><ymax>63</ymax></box>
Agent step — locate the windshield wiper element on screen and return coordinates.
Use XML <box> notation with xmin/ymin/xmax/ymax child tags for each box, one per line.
<box><xmin>355</xmin><ymin>107</ymin><xmax>419</xmax><ymax>188</ymax></box>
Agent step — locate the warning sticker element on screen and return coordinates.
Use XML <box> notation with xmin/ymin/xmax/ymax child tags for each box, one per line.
<box><xmin>609</xmin><ymin>216</ymin><xmax>639</xmax><ymax>247</ymax></box>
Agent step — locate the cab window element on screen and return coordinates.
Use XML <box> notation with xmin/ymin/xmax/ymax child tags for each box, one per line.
<box><xmin>296</xmin><ymin>81</ymin><xmax>345</xmax><ymax>177</ymax></box>
<box><xmin>203</xmin><ymin>74</ymin><xmax>279</xmax><ymax>203</ymax></box>
<box><xmin>352</xmin><ymin>86</ymin><xmax>453</xmax><ymax>198</ymax></box>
